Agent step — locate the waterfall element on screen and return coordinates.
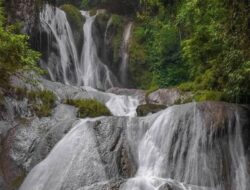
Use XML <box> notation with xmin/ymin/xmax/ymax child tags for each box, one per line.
<box><xmin>18</xmin><ymin>4</ymin><xmax>249</xmax><ymax>190</ymax></box>
<box><xmin>120</xmin><ymin>22</ymin><xmax>133</xmax><ymax>86</ymax></box>
<box><xmin>40</xmin><ymin>5</ymin><xmax>81</xmax><ymax>85</ymax></box>
<box><xmin>123</xmin><ymin>103</ymin><xmax>249</xmax><ymax>190</ymax></box>
<box><xmin>39</xmin><ymin>5</ymin><xmax>119</xmax><ymax>90</ymax></box>
<box><xmin>104</xmin><ymin>17</ymin><xmax>113</xmax><ymax>44</ymax></box>
<box><xmin>19</xmin><ymin>102</ymin><xmax>249</xmax><ymax>190</ymax></box>
<box><xmin>79</xmin><ymin>11</ymin><xmax>118</xmax><ymax>90</ymax></box>
<box><xmin>19</xmin><ymin>119</ymin><xmax>107</xmax><ymax>190</ymax></box>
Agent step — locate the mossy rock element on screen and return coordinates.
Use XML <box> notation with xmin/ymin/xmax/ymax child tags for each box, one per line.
<box><xmin>65</xmin><ymin>99</ymin><xmax>112</xmax><ymax>118</ymax></box>
<box><xmin>11</xmin><ymin>87</ymin><xmax>56</xmax><ymax>117</ymax></box>
<box><xmin>136</xmin><ymin>104</ymin><xmax>167</xmax><ymax>116</ymax></box>
<box><xmin>60</xmin><ymin>4</ymin><xmax>85</xmax><ymax>53</ymax></box>
<box><xmin>60</xmin><ymin>4</ymin><xmax>84</xmax><ymax>31</ymax></box>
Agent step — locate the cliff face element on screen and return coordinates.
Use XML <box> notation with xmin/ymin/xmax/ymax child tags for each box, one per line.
<box><xmin>5</xmin><ymin>0</ymin><xmax>37</xmax><ymax>32</ymax></box>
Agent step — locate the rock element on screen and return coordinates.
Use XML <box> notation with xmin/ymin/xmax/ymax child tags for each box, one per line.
<box><xmin>136</xmin><ymin>104</ymin><xmax>167</xmax><ymax>116</ymax></box>
<box><xmin>147</xmin><ymin>88</ymin><xmax>192</xmax><ymax>106</ymax></box>
<box><xmin>6</xmin><ymin>0</ymin><xmax>36</xmax><ymax>32</ymax></box>
<box><xmin>19</xmin><ymin>117</ymin><xmax>136</xmax><ymax>190</ymax></box>
<box><xmin>0</xmin><ymin>104</ymin><xmax>78</xmax><ymax>189</ymax></box>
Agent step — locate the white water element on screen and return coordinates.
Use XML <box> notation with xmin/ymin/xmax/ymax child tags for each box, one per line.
<box><xmin>40</xmin><ymin>5</ymin><xmax>81</xmax><ymax>85</ymax></box>
<box><xmin>19</xmin><ymin>119</ymin><xmax>107</xmax><ymax>190</ymax></box>
<box><xmin>20</xmin><ymin>4</ymin><xmax>249</xmax><ymax>190</ymax></box>
<box><xmin>79</xmin><ymin>86</ymin><xmax>139</xmax><ymax>117</ymax></box>
<box><xmin>120</xmin><ymin>22</ymin><xmax>133</xmax><ymax>85</ymax></box>
<box><xmin>123</xmin><ymin>104</ymin><xmax>249</xmax><ymax>190</ymax></box>
<box><xmin>40</xmin><ymin>5</ymin><xmax>119</xmax><ymax>90</ymax></box>
<box><xmin>79</xmin><ymin>11</ymin><xmax>117</xmax><ymax>90</ymax></box>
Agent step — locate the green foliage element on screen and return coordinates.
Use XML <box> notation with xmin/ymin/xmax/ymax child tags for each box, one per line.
<box><xmin>61</xmin><ymin>4</ymin><xmax>84</xmax><ymax>31</ymax></box>
<box><xmin>81</xmin><ymin>0</ymin><xmax>89</xmax><ymax>9</ymax></box>
<box><xmin>193</xmin><ymin>90</ymin><xmax>224</xmax><ymax>102</ymax></box>
<box><xmin>110</xmin><ymin>14</ymin><xmax>124</xmax><ymax>64</ymax></box>
<box><xmin>13</xmin><ymin>87</ymin><xmax>56</xmax><ymax>117</ymax></box>
<box><xmin>130</xmin><ymin>0</ymin><xmax>250</xmax><ymax>103</ymax></box>
<box><xmin>0</xmin><ymin>0</ymin><xmax>41</xmax><ymax>89</ymax></box>
<box><xmin>65</xmin><ymin>99</ymin><xmax>111</xmax><ymax>118</ymax></box>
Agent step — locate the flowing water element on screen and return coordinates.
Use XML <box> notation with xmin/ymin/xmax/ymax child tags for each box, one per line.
<box><xmin>40</xmin><ymin>5</ymin><xmax>119</xmax><ymax>90</ymax></box>
<box><xmin>19</xmin><ymin>4</ymin><xmax>249</xmax><ymax>190</ymax></box>
<box><xmin>120</xmin><ymin>22</ymin><xmax>133</xmax><ymax>86</ymax></box>
<box><xmin>40</xmin><ymin>5</ymin><xmax>80</xmax><ymax>85</ymax></box>
<box><xmin>79</xmin><ymin>11</ymin><xmax>118</xmax><ymax>90</ymax></box>
<box><xmin>123</xmin><ymin>104</ymin><xmax>249</xmax><ymax>190</ymax></box>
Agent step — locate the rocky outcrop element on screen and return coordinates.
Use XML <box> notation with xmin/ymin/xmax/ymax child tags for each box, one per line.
<box><xmin>136</xmin><ymin>104</ymin><xmax>167</xmax><ymax>116</ymax></box>
<box><xmin>1</xmin><ymin>77</ymin><xmax>250</xmax><ymax>190</ymax></box>
<box><xmin>147</xmin><ymin>88</ymin><xmax>192</xmax><ymax>106</ymax></box>
<box><xmin>0</xmin><ymin>104</ymin><xmax>78</xmax><ymax>189</ymax></box>
<box><xmin>5</xmin><ymin>0</ymin><xmax>37</xmax><ymax>31</ymax></box>
<box><xmin>93</xmin><ymin>12</ymin><xmax>130</xmax><ymax>86</ymax></box>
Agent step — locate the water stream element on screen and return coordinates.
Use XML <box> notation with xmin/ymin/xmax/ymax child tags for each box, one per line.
<box><xmin>19</xmin><ymin>4</ymin><xmax>249</xmax><ymax>190</ymax></box>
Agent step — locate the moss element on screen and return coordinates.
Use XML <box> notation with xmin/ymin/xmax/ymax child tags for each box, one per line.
<box><xmin>65</xmin><ymin>99</ymin><xmax>111</xmax><ymax>118</ymax></box>
<box><xmin>136</xmin><ymin>104</ymin><xmax>167</xmax><ymax>116</ymax></box>
<box><xmin>178</xmin><ymin>82</ymin><xmax>196</xmax><ymax>92</ymax></box>
<box><xmin>10</xmin><ymin>172</ymin><xmax>26</xmax><ymax>189</ymax></box>
<box><xmin>194</xmin><ymin>90</ymin><xmax>224</xmax><ymax>102</ymax></box>
<box><xmin>128</xmin><ymin>24</ymin><xmax>153</xmax><ymax>89</ymax></box>
<box><xmin>175</xmin><ymin>90</ymin><xmax>225</xmax><ymax>105</ymax></box>
<box><xmin>110</xmin><ymin>14</ymin><xmax>124</xmax><ymax>64</ymax></box>
<box><xmin>89</xmin><ymin>9</ymin><xmax>97</xmax><ymax>16</ymax></box>
<box><xmin>28</xmin><ymin>90</ymin><xmax>56</xmax><ymax>117</ymax></box>
<box><xmin>11</xmin><ymin>87</ymin><xmax>56</xmax><ymax>117</ymax></box>
<box><xmin>61</xmin><ymin>4</ymin><xmax>84</xmax><ymax>31</ymax></box>
<box><xmin>0</xmin><ymin>92</ymin><xmax>4</xmax><ymax>105</ymax></box>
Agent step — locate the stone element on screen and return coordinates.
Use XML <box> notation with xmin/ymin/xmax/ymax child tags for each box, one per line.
<box><xmin>136</xmin><ymin>104</ymin><xmax>167</xmax><ymax>116</ymax></box>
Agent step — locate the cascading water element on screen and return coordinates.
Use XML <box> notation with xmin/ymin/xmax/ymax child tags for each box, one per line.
<box><xmin>19</xmin><ymin>101</ymin><xmax>249</xmax><ymax>190</ymax></box>
<box><xmin>123</xmin><ymin>103</ymin><xmax>249</xmax><ymax>190</ymax></box>
<box><xmin>79</xmin><ymin>11</ymin><xmax>118</xmax><ymax>90</ymax></box>
<box><xmin>120</xmin><ymin>22</ymin><xmax>133</xmax><ymax>86</ymax></box>
<box><xmin>18</xmin><ymin>4</ymin><xmax>249</xmax><ymax>190</ymax></box>
<box><xmin>39</xmin><ymin>5</ymin><xmax>81</xmax><ymax>85</ymax></box>
<box><xmin>39</xmin><ymin>5</ymin><xmax>119</xmax><ymax>90</ymax></box>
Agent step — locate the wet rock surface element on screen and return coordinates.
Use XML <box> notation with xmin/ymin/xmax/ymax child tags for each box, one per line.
<box><xmin>1</xmin><ymin>79</ymin><xmax>250</xmax><ymax>190</ymax></box>
<box><xmin>136</xmin><ymin>104</ymin><xmax>167</xmax><ymax>116</ymax></box>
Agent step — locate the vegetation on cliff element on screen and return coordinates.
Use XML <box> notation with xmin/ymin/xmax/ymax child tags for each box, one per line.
<box><xmin>129</xmin><ymin>0</ymin><xmax>250</xmax><ymax>103</ymax></box>
<box><xmin>0</xmin><ymin>0</ymin><xmax>41</xmax><ymax>90</ymax></box>
<box><xmin>13</xmin><ymin>87</ymin><xmax>56</xmax><ymax>117</ymax></box>
<box><xmin>65</xmin><ymin>99</ymin><xmax>111</xmax><ymax>118</ymax></box>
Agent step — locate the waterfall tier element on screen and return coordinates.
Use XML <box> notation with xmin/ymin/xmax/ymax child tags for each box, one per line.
<box><xmin>19</xmin><ymin>101</ymin><xmax>250</xmax><ymax>190</ymax></box>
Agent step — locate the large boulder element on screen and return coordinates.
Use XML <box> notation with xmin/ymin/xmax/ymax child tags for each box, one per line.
<box><xmin>147</xmin><ymin>88</ymin><xmax>192</xmax><ymax>106</ymax></box>
<box><xmin>0</xmin><ymin>104</ymin><xmax>77</xmax><ymax>190</ymax></box>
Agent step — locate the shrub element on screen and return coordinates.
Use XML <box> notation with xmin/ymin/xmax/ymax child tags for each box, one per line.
<box><xmin>65</xmin><ymin>99</ymin><xmax>111</xmax><ymax>118</ymax></box>
<box><xmin>194</xmin><ymin>90</ymin><xmax>224</xmax><ymax>102</ymax></box>
<box><xmin>28</xmin><ymin>90</ymin><xmax>56</xmax><ymax>117</ymax></box>
<box><xmin>12</xmin><ymin>87</ymin><xmax>56</xmax><ymax>117</ymax></box>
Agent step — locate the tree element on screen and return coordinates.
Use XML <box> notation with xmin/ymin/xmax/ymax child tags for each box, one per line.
<box><xmin>0</xmin><ymin>0</ymin><xmax>41</xmax><ymax>89</ymax></box>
